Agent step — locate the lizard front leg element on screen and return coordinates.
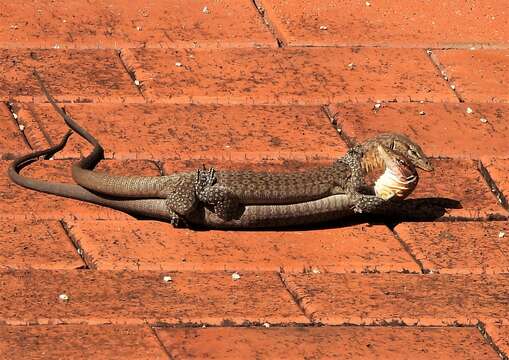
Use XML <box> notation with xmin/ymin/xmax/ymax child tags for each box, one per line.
<box><xmin>194</xmin><ymin>167</ymin><xmax>243</xmax><ymax>220</ymax></box>
<box><xmin>161</xmin><ymin>176</ymin><xmax>202</xmax><ymax>227</ymax></box>
<box><xmin>341</xmin><ymin>146</ymin><xmax>366</xmax><ymax>191</ymax></box>
<box><xmin>348</xmin><ymin>191</ymin><xmax>388</xmax><ymax>214</ymax></box>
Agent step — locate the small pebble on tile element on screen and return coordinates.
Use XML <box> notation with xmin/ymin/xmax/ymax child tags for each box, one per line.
<box><xmin>231</xmin><ymin>272</ymin><xmax>241</xmax><ymax>281</ymax></box>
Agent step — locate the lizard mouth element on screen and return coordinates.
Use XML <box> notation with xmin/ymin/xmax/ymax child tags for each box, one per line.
<box><xmin>374</xmin><ymin>145</ymin><xmax>419</xmax><ymax>200</ymax></box>
<box><xmin>417</xmin><ymin>160</ymin><xmax>434</xmax><ymax>172</ymax></box>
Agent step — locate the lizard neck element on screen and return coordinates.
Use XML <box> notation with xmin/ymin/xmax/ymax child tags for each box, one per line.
<box><xmin>360</xmin><ymin>145</ymin><xmax>386</xmax><ymax>175</ymax></box>
<box><xmin>358</xmin><ymin>143</ymin><xmax>418</xmax><ymax>200</ymax></box>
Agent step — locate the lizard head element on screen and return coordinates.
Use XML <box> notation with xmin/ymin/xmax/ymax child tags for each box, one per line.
<box><xmin>373</xmin><ymin>144</ymin><xmax>419</xmax><ymax>200</ymax></box>
<box><xmin>371</xmin><ymin>133</ymin><xmax>433</xmax><ymax>172</ymax></box>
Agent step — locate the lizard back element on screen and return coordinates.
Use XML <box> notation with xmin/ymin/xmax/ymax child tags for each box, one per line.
<box><xmin>215</xmin><ymin>161</ymin><xmax>352</xmax><ymax>204</ymax></box>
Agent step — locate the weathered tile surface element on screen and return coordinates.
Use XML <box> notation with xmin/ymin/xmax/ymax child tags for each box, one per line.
<box><xmin>0</xmin><ymin>0</ymin><xmax>275</xmax><ymax>49</ymax></box>
<box><xmin>283</xmin><ymin>273</ymin><xmax>509</xmax><ymax>325</ymax></box>
<box><xmin>0</xmin><ymin>325</ymin><xmax>167</xmax><ymax>360</ymax></box>
<box><xmin>260</xmin><ymin>0</ymin><xmax>509</xmax><ymax>47</ymax></box>
<box><xmin>2</xmin><ymin>1</ymin><xmax>509</xmax><ymax>357</ymax></box>
<box><xmin>435</xmin><ymin>50</ymin><xmax>509</xmax><ymax>103</ymax></box>
<box><xmin>0</xmin><ymin>103</ymin><xmax>28</xmax><ymax>159</ymax></box>
<box><xmin>485</xmin><ymin>324</ymin><xmax>509</xmax><ymax>359</ymax></box>
<box><xmin>406</xmin><ymin>159</ymin><xmax>504</xmax><ymax>220</ymax></box>
<box><xmin>395</xmin><ymin>221</ymin><xmax>509</xmax><ymax>274</ymax></box>
<box><xmin>19</xmin><ymin>103</ymin><xmax>345</xmax><ymax>161</ymax></box>
<box><xmin>124</xmin><ymin>47</ymin><xmax>456</xmax><ymax>104</ymax></box>
<box><xmin>0</xmin><ymin>220</ymin><xmax>83</xmax><ymax>269</ymax></box>
<box><xmin>0</xmin><ymin>270</ymin><xmax>307</xmax><ymax>325</ymax></box>
<box><xmin>157</xmin><ymin>326</ymin><xmax>498</xmax><ymax>360</ymax></box>
<box><xmin>0</xmin><ymin>49</ymin><xmax>141</xmax><ymax>102</ymax></box>
<box><xmin>67</xmin><ymin>221</ymin><xmax>419</xmax><ymax>272</ymax></box>
<box><xmin>482</xmin><ymin>159</ymin><xmax>509</xmax><ymax>211</ymax></box>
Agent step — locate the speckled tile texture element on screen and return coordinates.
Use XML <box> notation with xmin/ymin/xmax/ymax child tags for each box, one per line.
<box><xmin>1</xmin><ymin>1</ymin><xmax>508</xmax><ymax>358</ymax></box>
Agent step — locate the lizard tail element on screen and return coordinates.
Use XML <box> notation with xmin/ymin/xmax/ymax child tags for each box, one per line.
<box><xmin>33</xmin><ymin>69</ymin><xmax>172</xmax><ymax>199</ymax></box>
<box><xmin>33</xmin><ymin>70</ymin><xmax>104</xmax><ymax>170</ymax></box>
<box><xmin>8</xmin><ymin>131</ymin><xmax>172</xmax><ymax>221</ymax></box>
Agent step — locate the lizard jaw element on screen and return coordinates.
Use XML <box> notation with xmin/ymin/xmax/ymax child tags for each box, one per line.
<box><xmin>373</xmin><ymin>144</ymin><xmax>419</xmax><ymax>200</ymax></box>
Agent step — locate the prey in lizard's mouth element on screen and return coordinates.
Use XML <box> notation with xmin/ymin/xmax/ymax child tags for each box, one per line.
<box><xmin>372</xmin><ymin>145</ymin><xmax>419</xmax><ymax>200</ymax></box>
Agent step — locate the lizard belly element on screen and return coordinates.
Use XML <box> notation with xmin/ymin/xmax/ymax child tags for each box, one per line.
<box><xmin>198</xmin><ymin>194</ymin><xmax>354</xmax><ymax>228</ymax></box>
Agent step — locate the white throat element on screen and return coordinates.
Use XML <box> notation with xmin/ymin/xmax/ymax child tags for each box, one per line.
<box><xmin>374</xmin><ymin>168</ymin><xmax>417</xmax><ymax>200</ymax></box>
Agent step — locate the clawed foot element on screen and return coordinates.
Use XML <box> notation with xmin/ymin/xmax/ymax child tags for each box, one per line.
<box><xmin>194</xmin><ymin>166</ymin><xmax>217</xmax><ymax>196</ymax></box>
<box><xmin>350</xmin><ymin>192</ymin><xmax>387</xmax><ymax>214</ymax></box>
<box><xmin>193</xmin><ymin>165</ymin><xmax>242</xmax><ymax>221</ymax></box>
<box><xmin>169</xmin><ymin>213</ymin><xmax>188</xmax><ymax>228</ymax></box>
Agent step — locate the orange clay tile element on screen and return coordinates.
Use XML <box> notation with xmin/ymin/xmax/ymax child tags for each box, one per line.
<box><xmin>0</xmin><ymin>220</ymin><xmax>83</xmax><ymax>269</ymax></box>
<box><xmin>282</xmin><ymin>273</ymin><xmax>509</xmax><ymax>325</ymax></box>
<box><xmin>2</xmin><ymin>1</ymin><xmax>509</xmax><ymax>356</ymax></box>
<box><xmin>0</xmin><ymin>270</ymin><xmax>307</xmax><ymax>325</ymax></box>
<box><xmin>18</xmin><ymin>103</ymin><xmax>346</xmax><ymax>162</ymax></box>
<box><xmin>122</xmin><ymin>47</ymin><xmax>457</xmax><ymax>104</ymax></box>
<box><xmin>0</xmin><ymin>49</ymin><xmax>141</xmax><ymax>103</ymax></box>
<box><xmin>0</xmin><ymin>0</ymin><xmax>275</xmax><ymax>49</ymax></box>
<box><xmin>394</xmin><ymin>221</ymin><xmax>509</xmax><ymax>274</ymax></box>
<box><xmin>0</xmin><ymin>160</ymin><xmax>159</xmax><ymax>221</ymax></box>
<box><xmin>407</xmin><ymin>159</ymin><xmax>505</xmax><ymax>220</ymax></box>
<box><xmin>485</xmin><ymin>324</ymin><xmax>509</xmax><ymax>359</ymax></box>
<box><xmin>66</xmin><ymin>221</ymin><xmax>419</xmax><ymax>272</ymax></box>
<box><xmin>331</xmin><ymin>103</ymin><xmax>509</xmax><ymax>161</ymax></box>
<box><xmin>156</xmin><ymin>326</ymin><xmax>498</xmax><ymax>360</ymax></box>
<box><xmin>434</xmin><ymin>49</ymin><xmax>509</xmax><ymax>103</ymax></box>
<box><xmin>259</xmin><ymin>0</ymin><xmax>509</xmax><ymax>47</ymax></box>
<box><xmin>0</xmin><ymin>103</ymin><xmax>28</xmax><ymax>159</ymax></box>
<box><xmin>0</xmin><ymin>325</ymin><xmax>167</xmax><ymax>360</ymax></box>
<box><xmin>482</xmin><ymin>159</ymin><xmax>509</xmax><ymax>212</ymax></box>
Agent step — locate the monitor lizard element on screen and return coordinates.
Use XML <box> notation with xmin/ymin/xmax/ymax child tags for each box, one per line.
<box><xmin>8</xmin><ymin>132</ymin><xmax>418</xmax><ymax>228</ymax></box>
<box><xmin>30</xmin><ymin>71</ymin><xmax>432</xmax><ymax>227</ymax></box>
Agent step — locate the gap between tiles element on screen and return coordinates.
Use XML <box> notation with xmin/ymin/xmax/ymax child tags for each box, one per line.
<box><xmin>478</xmin><ymin>322</ymin><xmax>509</xmax><ymax>360</ymax></box>
<box><xmin>251</xmin><ymin>0</ymin><xmax>286</xmax><ymax>48</ymax></box>
<box><xmin>425</xmin><ymin>48</ymin><xmax>464</xmax><ymax>102</ymax></box>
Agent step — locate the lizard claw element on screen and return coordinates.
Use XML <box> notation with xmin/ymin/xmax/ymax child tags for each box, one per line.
<box><xmin>169</xmin><ymin>213</ymin><xmax>188</xmax><ymax>228</ymax></box>
<box><xmin>194</xmin><ymin>166</ymin><xmax>217</xmax><ymax>194</ymax></box>
<box><xmin>350</xmin><ymin>192</ymin><xmax>387</xmax><ymax>214</ymax></box>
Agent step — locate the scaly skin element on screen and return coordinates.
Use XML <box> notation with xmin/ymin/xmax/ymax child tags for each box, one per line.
<box><xmin>8</xmin><ymin>136</ymin><xmax>418</xmax><ymax>228</ymax></box>
<box><xmin>362</xmin><ymin>133</ymin><xmax>433</xmax><ymax>172</ymax></box>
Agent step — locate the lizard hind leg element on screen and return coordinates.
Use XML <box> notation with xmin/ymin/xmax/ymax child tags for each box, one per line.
<box><xmin>162</xmin><ymin>175</ymin><xmax>201</xmax><ymax>226</ymax></box>
<box><xmin>194</xmin><ymin>167</ymin><xmax>243</xmax><ymax>221</ymax></box>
